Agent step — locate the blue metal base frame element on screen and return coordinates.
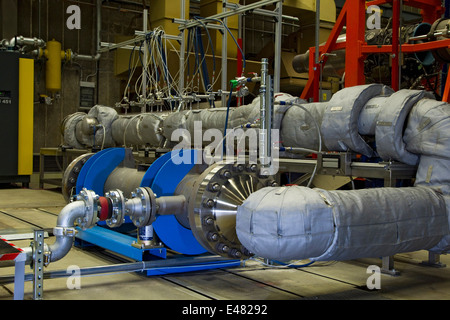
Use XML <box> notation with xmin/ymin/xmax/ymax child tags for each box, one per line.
<box><xmin>74</xmin><ymin>226</ymin><xmax>240</xmax><ymax>276</ymax></box>
<box><xmin>142</xmin><ymin>259</ymin><xmax>241</xmax><ymax>277</ymax></box>
<box><xmin>75</xmin><ymin>226</ymin><xmax>166</xmax><ymax>261</ymax></box>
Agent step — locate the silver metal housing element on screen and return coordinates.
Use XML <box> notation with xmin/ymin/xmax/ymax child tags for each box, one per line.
<box><xmin>188</xmin><ymin>162</ymin><xmax>275</xmax><ymax>259</ymax></box>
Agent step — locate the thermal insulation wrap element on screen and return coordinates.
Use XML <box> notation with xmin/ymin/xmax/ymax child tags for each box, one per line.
<box><xmin>87</xmin><ymin>105</ymin><xmax>118</xmax><ymax>148</ymax></box>
<box><xmin>375</xmin><ymin>90</ymin><xmax>433</xmax><ymax>165</ymax></box>
<box><xmin>236</xmin><ymin>186</ymin><xmax>449</xmax><ymax>262</ymax></box>
<box><xmin>111</xmin><ymin>113</ymin><xmax>165</xmax><ymax>147</ymax></box>
<box><xmin>320</xmin><ymin>84</ymin><xmax>394</xmax><ymax>157</ymax></box>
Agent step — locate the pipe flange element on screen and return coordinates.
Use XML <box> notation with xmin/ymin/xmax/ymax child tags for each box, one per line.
<box><xmin>188</xmin><ymin>162</ymin><xmax>274</xmax><ymax>259</ymax></box>
<box><xmin>105</xmin><ymin>189</ymin><xmax>126</xmax><ymax>228</ymax></box>
<box><xmin>62</xmin><ymin>153</ymin><xmax>94</xmax><ymax>202</ymax></box>
<box><xmin>130</xmin><ymin>187</ymin><xmax>157</xmax><ymax>227</ymax></box>
<box><xmin>76</xmin><ymin>188</ymin><xmax>99</xmax><ymax>230</ymax></box>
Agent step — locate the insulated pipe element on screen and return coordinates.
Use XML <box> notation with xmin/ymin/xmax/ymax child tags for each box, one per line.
<box><xmin>236</xmin><ymin>186</ymin><xmax>449</xmax><ymax>262</ymax></box>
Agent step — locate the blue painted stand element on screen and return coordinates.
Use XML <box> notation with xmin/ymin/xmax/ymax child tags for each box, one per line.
<box><xmin>75</xmin><ymin>226</ymin><xmax>166</xmax><ymax>261</ymax></box>
<box><xmin>142</xmin><ymin>260</ymin><xmax>241</xmax><ymax>276</ymax></box>
<box><xmin>74</xmin><ymin>226</ymin><xmax>240</xmax><ymax>276</ymax></box>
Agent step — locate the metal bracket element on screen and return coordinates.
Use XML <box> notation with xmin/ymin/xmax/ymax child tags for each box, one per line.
<box><xmin>53</xmin><ymin>227</ymin><xmax>77</xmax><ymax>237</ymax></box>
<box><xmin>381</xmin><ymin>256</ymin><xmax>400</xmax><ymax>276</ymax></box>
<box><xmin>33</xmin><ymin>230</ymin><xmax>45</xmax><ymax>300</ymax></box>
<box><xmin>420</xmin><ymin>251</ymin><xmax>447</xmax><ymax>268</ymax></box>
<box><xmin>317</xmin><ymin>152</ymin><xmax>353</xmax><ymax>176</ymax></box>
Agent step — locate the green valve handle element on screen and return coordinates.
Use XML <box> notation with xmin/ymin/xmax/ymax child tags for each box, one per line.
<box><xmin>230</xmin><ymin>79</ymin><xmax>239</xmax><ymax>88</ymax></box>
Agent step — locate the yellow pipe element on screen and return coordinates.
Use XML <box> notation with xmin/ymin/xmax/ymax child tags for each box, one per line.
<box><xmin>45</xmin><ymin>39</ymin><xmax>62</xmax><ymax>92</ymax></box>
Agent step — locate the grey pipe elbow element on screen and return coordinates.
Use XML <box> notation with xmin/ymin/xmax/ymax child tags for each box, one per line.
<box><xmin>48</xmin><ymin>201</ymin><xmax>87</xmax><ymax>263</ymax></box>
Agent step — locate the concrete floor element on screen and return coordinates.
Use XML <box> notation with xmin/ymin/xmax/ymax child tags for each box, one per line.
<box><xmin>0</xmin><ymin>174</ymin><xmax>449</xmax><ymax>301</ymax></box>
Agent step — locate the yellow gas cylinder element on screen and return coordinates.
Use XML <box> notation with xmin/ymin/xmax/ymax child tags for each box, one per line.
<box><xmin>45</xmin><ymin>39</ymin><xmax>62</xmax><ymax>92</ymax></box>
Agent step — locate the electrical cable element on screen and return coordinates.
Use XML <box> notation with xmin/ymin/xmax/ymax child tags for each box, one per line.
<box><xmin>194</xmin><ymin>16</ymin><xmax>216</xmax><ymax>80</ymax></box>
<box><xmin>193</xmin><ymin>16</ymin><xmax>246</xmax><ymax>72</ymax></box>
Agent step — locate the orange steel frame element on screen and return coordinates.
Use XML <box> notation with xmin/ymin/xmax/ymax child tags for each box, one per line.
<box><xmin>300</xmin><ymin>0</ymin><xmax>450</xmax><ymax>102</ymax></box>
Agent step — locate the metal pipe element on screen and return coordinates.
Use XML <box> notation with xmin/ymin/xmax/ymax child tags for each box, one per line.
<box><xmin>96</xmin><ymin>0</ymin><xmax>101</xmax><ymax>54</ymax></box>
<box><xmin>73</xmin><ymin>53</ymin><xmax>101</xmax><ymax>61</ymax></box>
<box><xmin>0</xmin><ymin>255</ymin><xmax>237</xmax><ymax>285</ymax></box>
<box><xmin>315</xmin><ymin>0</ymin><xmax>320</xmax><ymax>65</ymax></box>
<box><xmin>5</xmin><ymin>36</ymin><xmax>46</xmax><ymax>48</ymax></box>
<box><xmin>273</xmin><ymin>1</ymin><xmax>282</xmax><ymax>93</ymax></box>
<box><xmin>72</xmin><ymin>0</ymin><xmax>102</xmax><ymax>61</ymax></box>
<box><xmin>19</xmin><ymin>183</ymin><xmax>181</xmax><ymax>267</ymax></box>
<box><xmin>221</xmin><ymin>0</ymin><xmax>228</xmax><ymax>107</ymax></box>
<box><xmin>259</xmin><ymin>58</ymin><xmax>269</xmax><ymax>168</ymax></box>
<box><xmin>180</xmin><ymin>0</ymin><xmax>282</xmax><ymax>30</ymax></box>
<box><xmin>46</xmin><ymin>201</ymin><xmax>87</xmax><ymax>263</ymax></box>
<box><xmin>179</xmin><ymin>0</ymin><xmax>186</xmax><ymax>93</ymax></box>
<box><xmin>156</xmin><ymin>195</ymin><xmax>186</xmax><ymax>216</ymax></box>
<box><xmin>141</xmin><ymin>8</ymin><xmax>148</xmax><ymax>113</ymax></box>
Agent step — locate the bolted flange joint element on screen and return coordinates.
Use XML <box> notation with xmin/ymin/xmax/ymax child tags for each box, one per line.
<box><xmin>75</xmin><ymin>188</ymin><xmax>99</xmax><ymax>230</ymax></box>
<box><xmin>125</xmin><ymin>187</ymin><xmax>157</xmax><ymax>228</ymax></box>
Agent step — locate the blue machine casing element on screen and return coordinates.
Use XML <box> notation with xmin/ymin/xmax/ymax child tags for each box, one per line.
<box><xmin>74</xmin><ymin>148</ymin><xmax>239</xmax><ymax>275</ymax></box>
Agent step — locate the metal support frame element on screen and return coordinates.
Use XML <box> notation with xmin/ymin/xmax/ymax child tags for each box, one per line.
<box><xmin>301</xmin><ymin>0</ymin><xmax>449</xmax><ymax>102</ymax></box>
<box><xmin>421</xmin><ymin>252</ymin><xmax>447</xmax><ymax>268</ymax></box>
<box><xmin>179</xmin><ymin>0</ymin><xmax>186</xmax><ymax>92</ymax></box>
<box><xmin>33</xmin><ymin>230</ymin><xmax>45</xmax><ymax>300</ymax></box>
<box><xmin>179</xmin><ymin>0</ymin><xmax>282</xmax><ymax>30</ymax></box>
<box><xmin>278</xmin><ymin>155</ymin><xmax>418</xmax><ymax>182</ymax></box>
<box><xmin>176</xmin><ymin>0</ymin><xmax>283</xmax><ymax>99</ymax></box>
<box><xmin>99</xmin><ymin>0</ymin><xmax>283</xmax><ymax>108</ymax></box>
<box><xmin>381</xmin><ymin>256</ymin><xmax>400</xmax><ymax>276</ymax></box>
<box><xmin>141</xmin><ymin>9</ymin><xmax>148</xmax><ymax>113</ymax></box>
<box><xmin>0</xmin><ymin>256</ymin><xmax>240</xmax><ymax>284</ymax></box>
<box><xmin>0</xmin><ymin>236</ymin><xmax>27</xmax><ymax>300</ymax></box>
<box><xmin>75</xmin><ymin>226</ymin><xmax>166</xmax><ymax>261</ymax></box>
<box><xmin>222</xmin><ymin>1</ymin><xmax>229</xmax><ymax>106</ymax></box>
<box><xmin>13</xmin><ymin>252</ymin><xmax>26</xmax><ymax>300</ymax></box>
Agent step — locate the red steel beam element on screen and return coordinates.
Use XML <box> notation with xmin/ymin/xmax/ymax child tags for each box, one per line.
<box><xmin>300</xmin><ymin>1</ymin><xmax>348</xmax><ymax>100</ymax></box>
<box><xmin>344</xmin><ymin>0</ymin><xmax>366</xmax><ymax>87</ymax></box>
<box><xmin>300</xmin><ymin>0</ymin><xmax>447</xmax><ymax>100</ymax></box>
<box><xmin>391</xmin><ymin>0</ymin><xmax>400</xmax><ymax>91</ymax></box>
